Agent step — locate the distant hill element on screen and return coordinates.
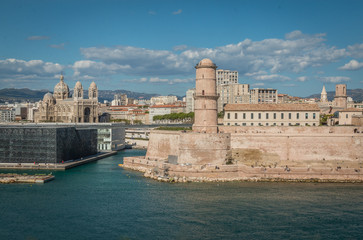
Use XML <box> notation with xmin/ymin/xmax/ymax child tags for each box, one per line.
<box><xmin>0</xmin><ymin>88</ymin><xmax>162</xmax><ymax>103</ymax></box>
<box><xmin>305</xmin><ymin>89</ymin><xmax>363</xmax><ymax>102</ymax></box>
<box><xmin>0</xmin><ymin>88</ymin><xmax>49</xmax><ymax>103</ymax></box>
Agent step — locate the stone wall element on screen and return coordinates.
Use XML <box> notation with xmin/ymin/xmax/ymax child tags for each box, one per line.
<box><xmin>219</xmin><ymin>126</ymin><xmax>363</xmax><ymax>168</ymax></box>
<box><xmin>145</xmin><ymin>130</ymin><xmax>180</xmax><ymax>160</ymax></box>
<box><xmin>178</xmin><ymin>132</ymin><xmax>231</xmax><ymax>165</ymax></box>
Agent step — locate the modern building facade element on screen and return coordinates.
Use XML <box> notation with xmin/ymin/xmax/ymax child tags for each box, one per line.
<box><xmin>0</xmin><ymin>125</ymin><xmax>97</xmax><ymax>164</ymax></box>
<box><xmin>217</xmin><ymin>84</ymin><xmax>250</xmax><ymax>112</ymax></box>
<box><xmin>216</xmin><ymin>69</ymin><xmax>238</xmax><ymax>85</ymax></box>
<box><xmin>185</xmin><ymin>88</ymin><xmax>195</xmax><ymax>113</ymax></box>
<box><xmin>223</xmin><ymin>103</ymin><xmax>320</xmax><ymax>126</ymax></box>
<box><xmin>0</xmin><ymin>107</ymin><xmax>15</xmax><ymax>122</ymax></box>
<box><xmin>150</xmin><ymin>96</ymin><xmax>177</xmax><ymax>105</ymax></box>
<box><xmin>250</xmin><ymin>88</ymin><xmax>278</xmax><ymax>104</ymax></box>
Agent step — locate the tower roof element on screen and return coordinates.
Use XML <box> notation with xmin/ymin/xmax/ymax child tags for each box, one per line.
<box><xmin>196</xmin><ymin>58</ymin><xmax>217</xmax><ymax>68</ymax></box>
<box><xmin>75</xmin><ymin>81</ymin><xmax>83</xmax><ymax>89</ymax></box>
<box><xmin>89</xmin><ymin>81</ymin><xmax>97</xmax><ymax>89</ymax></box>
<box><xmin>321</xmin><ymin>85</ymin><xmax>327</xmax><ymax>94</ymax></box>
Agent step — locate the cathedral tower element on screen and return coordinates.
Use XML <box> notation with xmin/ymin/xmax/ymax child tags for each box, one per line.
<box><xmin>192</xmin><ymin>58</ymin><xmax>219</xmax><ymax>133</ymax></box>
<box><xmin>74</xmin><ymin>81</ymin><xmax>83</xmax><ymax>100</ymax></box>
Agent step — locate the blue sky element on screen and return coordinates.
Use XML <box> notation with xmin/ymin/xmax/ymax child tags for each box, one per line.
<box><xmin>0</xmin><ymin>0</ymin><xmax>362</xmax><ymax>97</ymax></box>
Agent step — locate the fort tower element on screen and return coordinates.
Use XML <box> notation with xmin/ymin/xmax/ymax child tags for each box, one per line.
<box><xmin>193</xmin><ymin>58</ymin><xmax>219</xmax><ymax>133</ymax></box>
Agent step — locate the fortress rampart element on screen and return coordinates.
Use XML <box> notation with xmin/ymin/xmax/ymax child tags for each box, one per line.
<box><xmin>123</xmin><ymin>126</ymin><xmax>362</xmax><ymax>182</ymax></box>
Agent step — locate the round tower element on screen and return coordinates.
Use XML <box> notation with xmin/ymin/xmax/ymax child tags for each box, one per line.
<box><xmin>192</xmin><ymin>58</ymin><xmax>219</xmax><ymax>133</ymax></box>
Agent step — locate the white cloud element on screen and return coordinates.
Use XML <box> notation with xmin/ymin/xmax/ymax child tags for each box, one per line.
<box><xmin>320</xmin><ymin>76</ymin><xmax>350</xmax><ymax>83</ymax></box>
<box><xmin>0</xmin><ymin>58</ymin><xmax>63</xmax><ymax>78</ymax></box>
<box><xmin>282</xmin><ymin>83</ymin><xmax>296</xmax><ymax>87</ymax></box>
<box><xmin>49</xmin><ymin>43</ymin><xmax>65</xmax><ymax>49</ymax></box>
<box><xmin>252</xmin><ymin>83</ymin><xmax>265</xmax><ymax>87</ymax></box>
<box><xmin>339</xmin><ymin>59</ymin><xmax>363</xmax><ymax>71</ymax></box>
<box><xmin>173</xmin><ymin>45</ymin><xmax>188</xmax><ymax>51</ymax></box>
<box><xmin>27</xmin><ymin>35</ymin><xmax>50</xmax><ymax>40</ymax></box>
<box><xmin>73</xmin><ymin>60</ymin><xmax>131</xmax><ymax>77</ymax></box>
<box><xmin>173</xmin><ymin>9</ymin><xmax>182</xmax><ymax>15</ymax></box>
<box><xmin>253</xmin><ymin>74</ymin><xmax>291</xmax><ymax>82</ymax></box>
<box><xmin>297</xmin><ymin>76</ymin><xmax>308</xmax><ymax>82</ymax></box>
<box><xmin>347</xmin><ymin>43</ymin><xmax>363</xmax><ymax>58</ymax></box>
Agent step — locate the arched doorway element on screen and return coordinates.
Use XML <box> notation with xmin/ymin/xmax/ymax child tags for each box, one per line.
<box><xmin>84</xmin><ymin>107</ymin><xmax>90</xmax><ymax>122</ymax></box>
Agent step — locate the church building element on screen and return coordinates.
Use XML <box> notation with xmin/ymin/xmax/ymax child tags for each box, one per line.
<box><xmin>34</xmin><ymin>75</ymin><xmax>99</xmax><ymax>123</ymax></box>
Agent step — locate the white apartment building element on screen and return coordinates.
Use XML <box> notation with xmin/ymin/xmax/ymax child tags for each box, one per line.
<box><xmin>0</xmin><ymin>107</ymin><xmax>15</xmax><ymax>122</ymax></box>
<box><xmin>217</xmin><ymin>84</ymin><xmax>250</xmax><ymax>112</ymax></box>
<box><xmin>250</xmin><ymin>88</ymin><xmax>278</xmax><ymax>104</ymax></box>
<box><xmin>186</xmin><ymin>88</ymin><xmax>195</xmax><ymax>113</ymax></box>
<box><xmin>150</xmin><ymin>96</ymin><xmax>178</xmax><ymax>105</ymax></box>
<box><xmin>224</xmin><ymin>103</ymin><xmax>320</xmax><ymax>126</ymax></box>
<box><xmin>216</xmin><ymin>69</ymin><xmax>238</xmax><ymax>85</ymax></box>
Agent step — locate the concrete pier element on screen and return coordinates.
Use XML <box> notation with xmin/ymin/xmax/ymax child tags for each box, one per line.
<box><xmin>0</xmin><ymin>151</ymin><xmax>117</xmax><ymax>171</ymax></box>
<box><xmin>0</xmin><ymin>173</ymin><xmax>55</xmax><ymax>184</ymax></box>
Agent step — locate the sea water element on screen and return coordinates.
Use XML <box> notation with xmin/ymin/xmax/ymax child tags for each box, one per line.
<box><xmin>0</xmin><ymin>149</ymin><xmax>362</xmax><ymax>240</ymax></box>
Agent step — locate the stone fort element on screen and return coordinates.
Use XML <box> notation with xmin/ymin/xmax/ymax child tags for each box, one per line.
<box><xmin>123</xmin><ymin>59</ymin><xmax>363</xmax><ymax>182</ymax></box>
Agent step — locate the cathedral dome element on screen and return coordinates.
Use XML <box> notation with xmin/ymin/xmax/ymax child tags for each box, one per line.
<box><xmin>43</xmin><ymin>92</ymin><xmax>55</xmax><ymax>104</ymax></box>
<box><xmin>54</xmin><ymin>75</ymin><xmax>70</xmax><ymax>99</ymax></box>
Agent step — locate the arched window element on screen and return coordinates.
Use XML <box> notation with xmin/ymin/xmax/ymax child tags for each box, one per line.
<box><xmin>202</xmin><ymin>90</ymin><xmax>205</xmax><ymax>95</ymax></box>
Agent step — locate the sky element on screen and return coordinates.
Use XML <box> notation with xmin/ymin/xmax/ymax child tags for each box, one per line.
<box><xmin>0</xmin><ymin>0</ymin><xmax>362</xmax><ymax>97</ymax></box>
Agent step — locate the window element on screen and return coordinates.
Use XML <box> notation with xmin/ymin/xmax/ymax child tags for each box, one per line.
<box><xmin>281</xmin><ymin>123</ymin><xmax>284</xmax><ymax>126</ymax></box>
<box><xmin>346</xmin><ymin>114</ymin><xmax>348</xmax><ymax>118</ymax></box>
<box><xmin>313</xmin><ymin>113</ymin><xmax>316</xmax><ymax>119</ymax></box>
<box><xmin>297</xmin><ymin>113</ymin><xmax>299</xmax><ymax>119</ymax></box>
<box><xmin>235</xmin><ymin>123</ymin><xmax>238</xmax><ymax>126</ymax></box>
<box><xmin>251</xmin><ymin>123</ymin><xmax>254</xmax><ymax>126</ymax></box>
<box><xmin>313</xmin><ymin>123</ymin><xmax>316</xmax><ymax>126</ymax></box>
<box><xmin>243</xmin><ymin>113</ymin><xmax>246</xmax><ymax>119</ymax></box>
<box><xmin>235</xmin><ymin>113</ymin><xmax>238</xmax><ymax>119</ymax></box>
<box><xmin>266</xmin><ymin>113</ymin><xmax>269</xmax><ymax>119</ymax></box>
<box><xmin>227</xmin><ymin>113</ymin><xmax>230</xmax><ymax>119</ymax></box>
<box><xmin>251</xmin><ymin>113</ymin><xmax>254</xmax><ymax>119</ymax></box>
<box><xmin>266</xmin><ymin>123</ymin><xmax>269</xmax><ymax>126</ymax></box>
<box><xmin>227</xmin><ymin>123</ymin><xmax>230</xmax><ymax>125</ymax></box>
<box><xmin>305</xmin><ymin>113</ymin><xmax>308</xmax><ymax>119</ymax></box>
<box><xmin>281</xmin><ymin>113</ymin><xmax>284</xmax><ymax>119</ymax></box>
<box><xmin>289</xmin><ymin>113</ymin><xmax>292</xmax><ymax>119</ymax></box>
<box><xmin>242</xmin><ymin>123</ymin><xmax>246</xmax><ymax>126</ymax></box>
<box><xmin>274</xmin><ymin>113</ymin><xmax>276</xmax><ymax>119</ymax></box>
<box><xmin>258</xmin><ymin>113</ymin><xmax>261</xmax><ymax>119</ymax></box>
<box><xmin>273</xmin><ymin>123</ymin><xmax>276</xmax><ymax>126</ymax></box>
<box><xmin>202</xmin><ymin>90</ymin><xmax>205</xmax><ymax>95</ymax></box>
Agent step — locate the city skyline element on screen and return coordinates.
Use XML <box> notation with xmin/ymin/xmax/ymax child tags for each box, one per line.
<box><xmin>0</xmin><ymin>0</ymin><xmax>362</xmax><ymax>97</ymax></box>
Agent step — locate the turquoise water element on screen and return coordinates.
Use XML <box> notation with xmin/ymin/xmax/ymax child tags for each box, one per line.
<box><xmin>0</xmin><ymin>149</ymin><xmax>362</xmax><ymax>240</ymax></box>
